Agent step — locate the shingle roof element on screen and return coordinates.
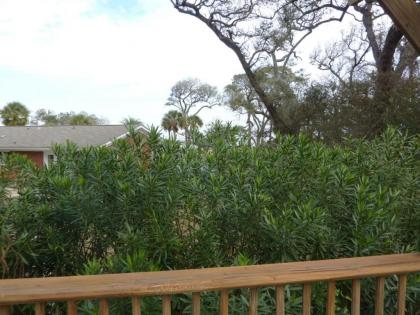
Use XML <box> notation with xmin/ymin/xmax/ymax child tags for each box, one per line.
<box><xmin>0</xmin><ymin>125</ymin><xmax>130</xmax><ymax>149</ymax></box>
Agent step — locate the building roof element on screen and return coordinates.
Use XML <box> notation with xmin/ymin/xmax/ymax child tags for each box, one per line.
<box><xmin>380</xmin><ymin>0</ymin><xmax>420</xmax><ymax>53</ymax></box>
<box><xmin>349</xmin><ymin>1</ymin><xmax>420</xmax><ymax>53</ymax></box>
<box><xmin>0</xmin><ymin>125</ymin><xmax>131</xmax><ymax>150</ymax></box>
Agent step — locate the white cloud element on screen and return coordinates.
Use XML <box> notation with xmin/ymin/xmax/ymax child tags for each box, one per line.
<box><xmin>0</xmin><ymin>0</ymin><xmax>243</xmax><ymax>125</ymax></box>
<box><xmin>0</xmin><ymin>0</ymin><xmax>351</xmax><ymax>126</ymax></box>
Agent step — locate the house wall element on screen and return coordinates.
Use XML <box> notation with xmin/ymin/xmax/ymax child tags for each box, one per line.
<box><xmin>11</xmin><ymin>151</ymin><xmax>44</xmax><ymax>167</ymax></box>
<box><xmin>1</xmin><ymin>150</ymin><xmax>55</xmax><ymax>167</ymax></box>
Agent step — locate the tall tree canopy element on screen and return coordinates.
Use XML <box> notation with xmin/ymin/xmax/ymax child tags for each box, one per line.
<box><xmin>1</xmin><ymin>102</ymin><xmax>30</xmax><ymax>126</ymax></box>
<box><xmin>166</xmin><ymin>78</ymin><xmax>220</xmax><ymax>142</ymax></box>
<box><xmin>171</xmin><ymin>0</ymin><xmax>297</xmax><ymax>134</ymax></box>
<box><xmin>225</xmin><ymin>67</ymin><xmax>306</xmax><ymax>144</ymax></box>
<box><xmin>171</xmin><ymin>0</ymin><xmax>419</xmax><ymax>137</ymax></box>
<box><xmin>32</xmin><ymin>109</ymin><xmax>105</xmax><ymax>126</ymax></box>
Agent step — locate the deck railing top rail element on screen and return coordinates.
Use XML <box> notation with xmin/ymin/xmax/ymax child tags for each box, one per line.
<box><xmin>1</xmin><ymin>253</ymin><xmax>419</xmax><ymax>305</ymax></box>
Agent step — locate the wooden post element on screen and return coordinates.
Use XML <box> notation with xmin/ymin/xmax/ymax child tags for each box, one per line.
<box><xmin>162</xmin><ymin>295</ymin><xmax>171</xmax><ymax>315</ymax></box>
<box><xmin>132</xmin><ymin>297</ymin><xmax>141</xmax><ymax>315</ymax></box>
<box><xmin>326</xmin><ymin>281</ymin><xmax>336</xmax><ymax>315</ymax></box>
<box><xmin>0</xmin><ymin>306</ymin><xmax>11</xmax><ymax>315</ymax></box>
<box><xmin>35</xmin><ymin>303</ymin><xmax>46</xmax><ymax>315</ymax></box>
<box><xmin>249</xmin><ymin>288</ymin><xmax>258</xmax><ymax>315</ymax></box>
<box><xmin>397</xmin><ymin>274</ymin><xmax>407</xmax><ymax>315</ymax></box>
<box><xmin>351</xmin><ymin>279</ymin><xmax>361</xmax><ymax>315</ymax></box>
<box><xmin>99</xmin><ymin>299</ymin><xmax>109</xmax><ymax>315</ymax></box>
<box><xmin>219</xmin><ymin>289</ymin><xmax>229</xmax><ymax>315</ymax></box>
<box><xmin>276</xmin><ymin>286</ymin><xmax>285</xmax><ymax>315</ymax></box>
<box><xmin>303</xmin><ymin>283</ymin><xmax>311</xmax><ymax>315</ymax></box>
<box><xmin>67</xmin><ymin>301</ymin><xmax>78</xmax><ymax>315</ymax></box>
<box><xmin>192</xmin><ymin>292</ymin><xmax>201</xmax><ymax>315</ymax></box>
<box><xmin>374</xmin><ymin>277</ymin><xmax>385</xmax><ymax>315</ymax></box>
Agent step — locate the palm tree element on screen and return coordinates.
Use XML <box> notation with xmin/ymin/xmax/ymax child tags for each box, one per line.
<box><xmin>1</xmin><ymin>102</ymin><xmax>30</xmax><ymax>126</ymax></box>
<box><xmin>121</xmin><ymin>117</ymin><xmax>144</xmax><ymax>147</ymax></box>
<box><xmin>187</xmin><ymin>115</ymin><xmax>203</xmax><ymax>130</ymax></box>
<box><xmin>122</xmin><ymin>117</ymin><xmax>143</xmax><ymax>129</ymax></box>
<box><xmin>161</xmin><ymin>110</ymin><xmax>183</xmax><ymax>138</ymax></box>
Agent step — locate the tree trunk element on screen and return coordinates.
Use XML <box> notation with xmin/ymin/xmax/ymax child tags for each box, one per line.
<box><xmin>370</xmin><ymin>25</ymin><xmax>403</xmax><ymax>137</ymax></box>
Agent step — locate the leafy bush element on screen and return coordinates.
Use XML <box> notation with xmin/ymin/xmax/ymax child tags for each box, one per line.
<box><xmin>0</xmin><ymin>126</ymin><xmax>419</xmax><ymax>314</ymax></box>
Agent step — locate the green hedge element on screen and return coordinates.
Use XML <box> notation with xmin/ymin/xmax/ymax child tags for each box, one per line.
<box><xmin>0</xmin><ymin>126</ymin><xmax>419</xmax><ymax>314</ymax></box>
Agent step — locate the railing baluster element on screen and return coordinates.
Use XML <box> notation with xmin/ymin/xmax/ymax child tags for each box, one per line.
<box><xmin>35</xmin><ymin>302</ymin><xmax>46</xmax><ymax>315</ymax></box>
<box><xmin>397</xmin><ymin>274</ymin><xmax>407</xmax><ymax>315</ymax></box>
<box><xmin>99</xmin><ymin>299</ymin><xmax>109</xmax><ymax>315</ymax></box>
<box><xmin>326</xmin><ymin>281</ymin><xmax>336</xmax><ymax>315</ymax></box>
<box><xmin>162</xmin><ymin>295</ymin><xmax>171</xmax><ymax>315</ymax></box>
<box><xmin>249</xmin><ymin>288</ymin><xmax>258</xmax><ymax>315</ymax></box>
<box><xmin>132</xmin><ymin>296</ymin><xmax>141</xmax><ymax>315</ymax></box>
<box><xmin>351</xmin><ymin>279</ymin><xmax>361</xmax><ymax>315</ymax></box>
<box><xmin>192</xmin><ymin>292</ymin><xmax>201</xmax><ymax>315</ymax></box>
<box><xmin>303</xmin><ymin>283</ymin><xmax>311</xmax><ymax>315</ymax></box>
<box><xmin>374</xmin><ymin>277</ymin><xmax>385</xmax><ymax>315</ymax></box>
<box><xmin>219</xmin><ymin>289</ymin><xmax>229</xmax><ymax>315</ymax></box>
<box><xmin>276</xmin><ymin>285</ymin><xmax>285</xmax><ymax>315</ymax></box>
<box><xmin>67</xmin><ymin>301</ymin><xmax>78</xmax><ymax>315</ymax></box>
<box><xmin>0</xmin><ymin>305</ymin><xmax>11</xmax><ymax>315</ymax></box>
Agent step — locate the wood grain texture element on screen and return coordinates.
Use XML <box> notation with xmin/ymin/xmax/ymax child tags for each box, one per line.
<box><xmin>0</xmin><ymin>253</ymin><xmax>419</xmax><ymax>304</ymax></box>
<box><xmin>67</xmin><ymin>301</ymin><xmax>78</xmax><ymax>315</ymax></box>
<box><xmin>162</xmin><ymin>295</ymin><xmax>171</xmax><ymax>315</ymax></box>
<box><xmin>397</xmin><ymin>274</ymin><xmax>407</xmax><ymax>315</ymax></box>
<box><xmin>35</xmin><ymin>303</ymin><xmax>46</xmax><ymax>315</ymax></box>
<box><xmin>219</xmin><ymin>290</ymin><xmax>229</xmax><ymax>315</ymax></box>
<box><xmin>132</xmin><ymin>297</ymin><xmax>141</xmax><ymax>315</ymax></box>
<box><xmin>275</xmin><ymin>286</ymin><xmax>285</xmax><ymax>315</ymax></box>
<box><xmin>192</xmin><ymin>292</ymin><xmax>200</xmax><ymax>315</ymax></box>
<box><xmin>374</xmin><ymin>277</ymin><xmax>385</xmax><ymax>315</ymax></box>
<box><xmin>326</xmin><ymin>281</ymin><xmax>336</xmax><ymax>315</ymax></box>
<box><xmin>302</xmin><ymin>283</ymin><xmax>311</xmax><ymax>315</ymax></box>
<box><xmin>99</xmin><ymin>299</ymin><xmax>109</xmax><ymax>315</ymax></box>
<box><xmin>379</xmin><ymin>0</ymin><xmax>420</xmax><ymax>52</ymax></box>
<box><xmin>0</xmin><ymin>306</ymin><xmax>11</xmax><ymax>315</ymax></box>
<box><xmin>248</xmin><ymin>288</ymin><xmax>258</xmax><ymax>315</ymax></box>
<box><xmin>351</xmin><ymin>279</ymin><xmax>361</xmax><ymax>315</ymax></box>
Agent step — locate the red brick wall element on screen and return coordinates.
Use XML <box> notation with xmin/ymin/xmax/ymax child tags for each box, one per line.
<box><xmin>12</xmin><ymin>151</ymin><xmax>44</xmax><ymax>167</ymax></box>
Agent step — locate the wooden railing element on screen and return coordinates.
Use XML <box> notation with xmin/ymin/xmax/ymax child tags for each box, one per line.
<box><xmin>0</xmin><ymin>253</ymin><xmax>419</xmax><ymax>314</ymax></box>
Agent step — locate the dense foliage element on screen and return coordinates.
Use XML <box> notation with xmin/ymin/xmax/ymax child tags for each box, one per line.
<box><xmin>0</xmin><ymin>102</ymin><xmax>30</xmax><ymax>126</ymax></box>
<box><xmin>0</xmin><ymin>125</ymin><xmax>419</xmax><ymax>314</ymax></box>
<box><xmin>31</xmin><ymin>109</ymin><xmax>106</xmax><ymax>126</ymax></box>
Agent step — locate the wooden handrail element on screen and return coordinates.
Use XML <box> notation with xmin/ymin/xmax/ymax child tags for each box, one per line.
<box><xmin>0</xmin><ymin>253</ymin><xmax>419</xmax><ymax>314</ymax></box>
<box><xmin>1</xmin><ymin>253</ymin><xmax>419</xmax><ymax>304</ymax></box>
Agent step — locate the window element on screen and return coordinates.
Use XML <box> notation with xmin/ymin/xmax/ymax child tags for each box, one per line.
<box><xmin>48</xmin><ymin>154</ymin><xmax>55</xmax><ymax>165</ymax></box>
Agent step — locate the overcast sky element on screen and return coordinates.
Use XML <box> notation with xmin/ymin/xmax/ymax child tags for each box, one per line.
<box><xmin>0</xmin><ymin>0</ymin><xmax>346</xmax><ymax>127</ymax></box>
